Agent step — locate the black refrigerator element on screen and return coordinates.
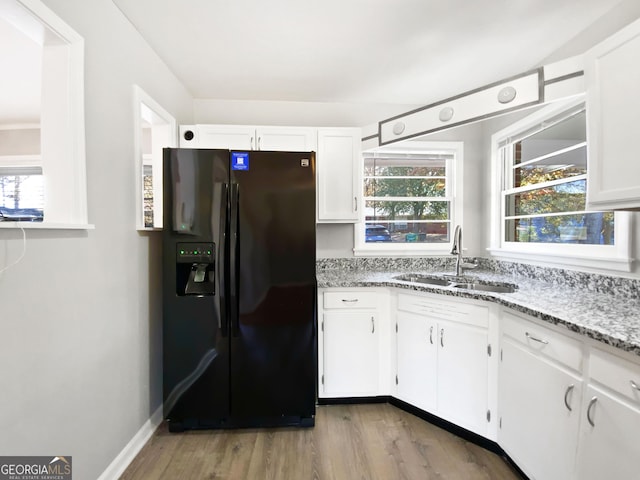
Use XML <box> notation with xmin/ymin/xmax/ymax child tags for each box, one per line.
<box><xmin>162</xmin><ymin>148</ymin><xmax>317</xmax><ymax>432</ymax></box>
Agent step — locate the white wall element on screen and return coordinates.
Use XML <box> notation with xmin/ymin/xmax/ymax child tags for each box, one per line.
<box><xmin>194</xmin><ymin>98</ymin><xmax>419</xmax><ymax>128</ymax></box>
<box><xmin>0</xmin><ymin>1</ymin><xmax>193</xmax><ymax>479</ymax></box>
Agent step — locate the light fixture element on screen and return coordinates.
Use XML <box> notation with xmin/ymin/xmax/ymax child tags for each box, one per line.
<box><xmin>392</xmin><ymin>122</ymin><xmax>406</xmax><ymax>135</ymax></box>
<box><xmin>439</xmin><ymin>107</ymin><xmax>454</xmax><ymax>122</ymax></box>
<box><xmin>498</xmin><ymin>86</ymin><xmax>517</xmax><ymax>104</ymax></box>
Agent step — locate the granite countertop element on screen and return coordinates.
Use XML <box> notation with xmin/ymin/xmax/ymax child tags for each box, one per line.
<box><xmin>317</xmin><ymin>268</ymin><xmax>640</xmax><ymax>357</ymax></box>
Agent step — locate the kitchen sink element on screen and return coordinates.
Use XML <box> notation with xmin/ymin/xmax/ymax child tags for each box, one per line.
<box><xmin>451</xmin><ymin>282</ymin><xmax>517</xmax><ymax>293</ymax></box>
<box><xmin>394</xmin><ymin>274</ymin><xmax>518</xmax><ymax>293</ymax></box>
<box><xmin>393</xmin><ymin>274</ymin><xmax>452</xmax><ymax>286</ymax></box>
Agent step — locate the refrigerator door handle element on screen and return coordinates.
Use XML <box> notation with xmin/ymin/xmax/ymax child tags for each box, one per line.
<box><xmin>230</xmin><ymin>182</ymin><xmax>241</xmax><ymax>337</ymax></box>
<box><xmin>220</xmin><ymin>182</ymin><xmax>229</xmax><ymax>337</ymax></box>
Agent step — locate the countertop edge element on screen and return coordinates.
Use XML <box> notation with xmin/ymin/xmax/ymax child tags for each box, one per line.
<box><xmin>317</xmin><ymin>273</ymin><xmax>640</xmax><ymax>358</ymax></box>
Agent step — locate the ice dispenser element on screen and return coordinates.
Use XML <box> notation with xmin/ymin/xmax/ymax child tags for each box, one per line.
<box><xmin>176</xmin><ymin>242</ymin><xmax>215</xmax><ymax>296</ymax></box>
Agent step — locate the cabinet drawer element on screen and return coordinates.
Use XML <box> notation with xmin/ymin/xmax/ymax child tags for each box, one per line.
<box><xmin>590</xmin><ymin>348</ymin><xmax>640</xmax><ymax>403</ymax></box>
<box><xmin>502</xmin><ymin>310</ymin><xmax>583</xmax><ymax>372</ymax></box>
<box><xmin>323</xmin><ymin>291</ymin><xmax>379</xmax><ymax>309</ymax></box>
<box><xmin>397</xmin><ymin>293</ymin><xmax>488</xmax><ymax>328</ymax></box>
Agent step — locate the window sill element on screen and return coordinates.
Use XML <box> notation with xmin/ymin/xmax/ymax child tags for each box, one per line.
<box><xmin>487</xmin><ymin>247</ymin><xmax>633</xmax><ymax>273</ymax></box>
<box><xmin>0</xmin><ymin>222</ymin><xmax>95</xmax><ymax>230</ymax></box>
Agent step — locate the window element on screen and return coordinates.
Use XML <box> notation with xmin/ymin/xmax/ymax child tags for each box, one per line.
<box><xmin>490</xmin><ymin>98</ymin><xmax>631</xmax><ymax>271</ymax></box>
<box><xmin>133</xmin><ymin>85</ymin><xmax>176</xmax><ymax>230</ymax></box>
<box><xmin>0</xmin><ymin>166</ymin><xmax>44</xmax><ymax>220</ymax></box>
<box><xmin>355</xmin><ymin>141</ymin><xmax>463</xmax><ymax>255</ymax></box>
<box><xmin>0</xmin><ymin>126</ymin><xmax>43</xmax><ymax>221</ymax></box>
<box><xmin>0</xmin><ymin>0</ymin><xmax>88</xmax><ymax>228</ymax></box>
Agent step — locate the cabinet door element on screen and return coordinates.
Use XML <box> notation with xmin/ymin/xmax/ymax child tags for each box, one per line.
<box><xmin>322</xmin><ymin>311</ymin><xmax>378</xmax><ymax>397</ymax></box>
<box><xmin>317</xmin><ymin>128</ymin><xmax>360</xmax><ymax>222</ymax></box>
<box><xmin>192</xmin><ymin>125</ymin><xmax>255</xmax><ymax>150</ymax></box>
<box><xmin>437</xmin><ymin>320</ymin><xmax>489</xmax><ymax>434</ymax></box>
<box><xmin>577</xmin><ymin>385</ymin><xmax>640</xmax><ymax>480</ymax></box>
<box><xmin>396</xmin><ymin>311</ymin><xmax>437</xmax><ymax>412</ymax></box>
<box><xmin>256</xmin><ymin>126</ymin><xmax>317</xmax><ymax>152</ymax></box>
<box><xmin>500</xmin><ymin>338</ymin><xmax>582</xmax><ymax>480</ymax></box>
<box><xmin>585</xmin><ymin>18</ymin><xmax>640</xmax><ymax>209</ymax></box>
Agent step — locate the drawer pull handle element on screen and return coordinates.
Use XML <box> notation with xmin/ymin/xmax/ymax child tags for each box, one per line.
<box><xmin>371</xmin><ymin>316</ymin><xmax>375</xmax><ymax>334</ymax></box>
<box><xmin>564</xmin><ymin>384</ymin><xmax>575</xmax><ymax>412</ymax></box>
<box><xmin>429</xmin><ymin>326</ymin><xmax>433</xmax><ymax>345</ymax></box>
<box><xmin>525</xmin><ymin>332</ymin><xmax>549</xmax><ymax>345</ymax></box>
<box><xmin>440</xmin><ymin>328</ymin><xmax>444</xmax><ymax>348</ymax></box>
<box><xmin>631</xmin><ymin>380</ymin><xmax>640</xmax><ymax>391</ymax></box>
<box><xmin>587</xmin><ymin>396</ymin><xmax>598</xmax><ymax>427</ymax></box>
<box><xmin>341</xmin><ymin>299</ymin><xmax>358</xmax><ymax>303</ymax></box>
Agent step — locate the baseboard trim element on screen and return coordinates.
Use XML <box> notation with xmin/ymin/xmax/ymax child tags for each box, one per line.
<box><xmin>96</xmin><ymin>405</ymin><xmax>164</xmax><ymax>480</ymax></box>
<box><xmin>318</xmin><ymin>395</ymin><xmax>390</xmax><ymax>405</ymax></box>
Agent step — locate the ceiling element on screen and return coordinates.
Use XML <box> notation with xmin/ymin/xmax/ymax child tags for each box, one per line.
<box><xmin>0</xmin><ymin>0</ymin><xmax>629</xmax><ymax>126</ymax></box>
<box><xmin>112</xmin><ymin>0</ymin><xmax>626</xmax><ymax>107</ymax></box>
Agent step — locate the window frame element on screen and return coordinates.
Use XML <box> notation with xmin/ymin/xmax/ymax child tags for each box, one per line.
<box><xmin>489</xmin><ymin>96</ymin><xmax>632</xmax><ymax>272</ymax></box>
<box><xmin>354</xmin><ymin>141</ymin><xmax>464</xmax><ymax>257</ymax></box>
<box><xmin>132</xmin><ymin>85</ymin><xmax>176</xmax><ymax>230</ymax></box>
<box><xmin>0</xmin><ymin>0</ymin><xmax>90</xmax><ymax>230</ymax></box>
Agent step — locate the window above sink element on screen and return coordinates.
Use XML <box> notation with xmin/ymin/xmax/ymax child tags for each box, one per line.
<box><xmin>489</xmin><ymin>97</ymin><xmax>632</xmax><ymax>273</ymax></box>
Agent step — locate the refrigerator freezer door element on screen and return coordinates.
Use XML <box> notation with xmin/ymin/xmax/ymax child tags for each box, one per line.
<box><xmin>162</xmin><ymin>148</ymin><xmax>231</xmax><ymax>429</ymax></box>
<box><xmin>229</xmin><ymin>151</ymin><xmax>317</xmax><ymax>425</ymax></box>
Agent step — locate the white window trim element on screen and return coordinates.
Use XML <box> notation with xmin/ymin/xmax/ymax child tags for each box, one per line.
<box><xmin>132</xmin><ymin>85</ymin><xmax>177</xmax><ymax>231</ymax></box>
<box><xmin>354</xmin><ymin>141</ymin><xmax>463</xmax><ymax>257</ymax></box>
<box><xmin>488</xmin><ymin>96</ymin><xmax>632</xmax><ymax>273</ymax></box>
<box><xmin>0</xmin><ymin>0</ymin><xmax>91</xmax><ymax>230</ymax></box>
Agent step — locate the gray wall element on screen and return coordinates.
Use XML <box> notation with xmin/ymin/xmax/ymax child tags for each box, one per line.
<box><xmin>0</xmin><ymin>1</ymin><xmax>193</xmax><ymax>479</ymax></box>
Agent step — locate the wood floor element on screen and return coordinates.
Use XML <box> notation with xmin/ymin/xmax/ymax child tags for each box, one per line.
<box><xmin>120</xmin><ymin>403</ymin><xmax>523</xmax><ymax>480</ymax></box>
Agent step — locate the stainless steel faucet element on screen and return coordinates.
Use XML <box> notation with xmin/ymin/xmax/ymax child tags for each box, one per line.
<box><xmin>450</xmin><ymin>225</ymin><xmax>476</xmax><ymax>276</ymax></box>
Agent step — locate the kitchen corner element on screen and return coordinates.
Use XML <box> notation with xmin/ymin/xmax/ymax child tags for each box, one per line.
<box><xmin>317</xmin><ymin>257</ymin><xmax>640</xmax><ymax>355</ymax></box>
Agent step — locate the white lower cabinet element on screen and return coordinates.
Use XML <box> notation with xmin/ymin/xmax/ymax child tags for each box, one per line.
<box><xmin>318</xmin><ymin>288</ymin><xmax>389</xmax><ymax>398</ymax></box>
<box><xmin>322</xmin><ymin>311</ymin><xmax>379</xmax><ymax>397</ymax></box>
<box><xmin>396</xmin><ymin>310</ymin><xmax>437</xmax><ymax>412</ymax></box>
<box><xmin>437</xmin><ymin>318</ymin><xmax>490</xmax><ymax>433</ymax></box>
<box><xmin>576</xmin><ymin>348</ymin><xmax>640</xmax><ymax>480</ymax></box>
<box><xmin>499</xmin><ymin>340</ymin><xmax>582</xmax><ymax>480</ymax></box>
<box><xmin>317</xmin><ymin>286</ymin><xmax>640</xmax><ymax>480</ymax></box>
<box><xmin>498</xmin><ymin>310</ymin><xmax>583</xmax><ymax>480</ymax></box>
<box><xmin>395</xmin><ymin>292</ymin><xmax>492</xmax><ymax>436</ymax></box>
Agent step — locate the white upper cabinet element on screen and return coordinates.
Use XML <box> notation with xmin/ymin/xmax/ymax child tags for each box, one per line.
<box><xmin>180</xmin><ymin>124</ymin><xmax>254</xmax><ymax>149</ymax></box>
<box><xmin>255</xmin><ymin>126</ymin><xmax>317</xmax><ymax>152</ymax></box>
<box><xmin>179</xmin><ymin>125</ymin><xmax>316</xmax><ymax>151</ymax></box>
<box><xmin>316</xmin><ymin>128</ymin><xmax>361</xmax><ymax>223</ymax></box>
<box><xmin>178</xmin><ymin>124</ymin><xmax>361</xmax><ymax>224</ymax></box>
<box><xmin>585</xmin><ymin>17</ymin><xmax>640</xmax><ymax>210</ymax></box>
